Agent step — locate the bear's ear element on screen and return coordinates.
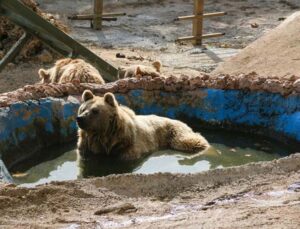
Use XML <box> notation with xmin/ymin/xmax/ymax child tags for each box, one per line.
<box><xmin>104</xmin><ymin>93</ymin><xmax>117</xmax><ymax>107</ymax></box>
<box><xmin>82</xmin><ymin>90</ymin><xmax>94</xmax><ymax>102</ymax></box>
<box><xmin>38</xmin><ymin>69</ymin><xmax>50</xmax><ymax>83</ymax></box>
<box><xmin>135</xmin><ymin>66</ymin><xmax>143</xmax><ymax>76</ymax></box>
<box><xmin>152</xmin><ymin>61</ymin><xmax>161</xmax><ymax>72</ymax></box>
<box><xmin>118</xmin><ymin>67</ymin><xmax>126</xmax><ymax>79</ymax></box>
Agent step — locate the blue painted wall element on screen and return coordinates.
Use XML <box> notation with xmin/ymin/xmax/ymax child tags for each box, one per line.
<box><xmin>0</xmin><ymin>97</ymin><xmax>80</xmax><ymax>167</ymax></box>
<box><xmin>0</xmin><ymin>88</ymin><xmax>299</xmax><ymax>171</ymax></box>
<box><xmin>116</xmin><ymin>89</ymin><xmax>300</xmax><ymax>142</ymax></box>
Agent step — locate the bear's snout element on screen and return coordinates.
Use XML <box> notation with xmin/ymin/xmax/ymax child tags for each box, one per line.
<box><xmin>76</xmin><ymin>116</ymin><xmax>86</xmax><ymax>129</ymax></box>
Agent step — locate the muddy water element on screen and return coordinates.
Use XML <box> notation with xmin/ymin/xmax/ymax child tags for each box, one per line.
<box><xmin>11</xmin><ymin>130</ymin><xmax>295</xmax><ymax>188</ymax></box>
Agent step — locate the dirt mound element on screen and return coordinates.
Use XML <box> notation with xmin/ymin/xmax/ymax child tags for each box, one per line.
<box><xmin>213</xmin><ymin>11</ymin><xmax>300</xmax><ymax>77</ymax></box>
<box><xmin>0</xmin><ymin>0</ymin><xmax>67</xmax><ymax>63</ymax></box>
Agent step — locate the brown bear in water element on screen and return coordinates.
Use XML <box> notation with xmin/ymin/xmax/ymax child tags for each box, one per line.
<box><xmin>118</xmin><ymin>61</ymin><xmax>162</xmax><ymax>79</ymax></box>
<box><xmin>38</xmin><ymin>58</ymin><xmax>105</xmax><ymax>84</ymax></box>
<box><xmin>76</xmin><ymin>90</ymin><xmax>209</xmax><ymax>160</ymax></box>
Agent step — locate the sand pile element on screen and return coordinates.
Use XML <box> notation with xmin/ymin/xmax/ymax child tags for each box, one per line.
<box><xmin>213</xmin><ymin>11</ymin><xmax>300</xmax><ymax>78</ymax></box>
<box><xmin>0</xmin><ymin>0</ymin><xmax>67</xmax><ymax>63</ymax></box>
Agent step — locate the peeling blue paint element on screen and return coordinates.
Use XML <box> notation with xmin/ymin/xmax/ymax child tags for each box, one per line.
<box><xmin>123</xmin><ymin>89</ymin><xmax>300</xmax><ymax>142</ymax></box>
<box><xmin>0</xmin><ymin>96</ymin><xmax>81</xmax><ymax>162</ymax></box>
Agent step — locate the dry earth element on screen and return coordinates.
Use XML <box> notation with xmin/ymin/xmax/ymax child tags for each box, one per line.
<box><xmin>0</xmin><ymin>154</ymin><xmax>300</xmax><ymax>228</ymax></box>
<box><xmin>213</xmin><ymin>11</ymin><xmax>300</xmax><ymax>77</ymax></box>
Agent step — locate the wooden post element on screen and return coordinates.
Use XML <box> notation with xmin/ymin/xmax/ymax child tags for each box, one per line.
<box><xmin>193</xmin><ymin>0</ymin><xmax>204</xmax><ymax>46</ymax></box>
<box><xmin>0</xmin><ymin>32</ymin><xmax>31</xmax><ymax>72</ymax></box>
<box><xmin>93</xmin><ymin>0</ymin><xmax>103</xmax><ymax>30</ymax></box>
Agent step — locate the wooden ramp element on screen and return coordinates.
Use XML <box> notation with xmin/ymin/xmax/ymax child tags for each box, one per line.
<box><xmin>0</xmin><ymin>0</ymin><xmax>118</xmax><ymax>82</ymax></box>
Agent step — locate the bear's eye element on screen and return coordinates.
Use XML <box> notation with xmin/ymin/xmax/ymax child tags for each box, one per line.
<box><xmin>91</xmin><ymin>108</ymin><xmax>99</xmax><ymax>115</ymax></box>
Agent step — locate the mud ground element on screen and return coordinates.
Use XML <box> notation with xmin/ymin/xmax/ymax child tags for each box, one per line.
<box><xmin>0</xmin><ymin>0</ymin><xmax>299</xmax><ymax>93</ymax></box>
<box><xmin>1</xmin><ymin>154</ymin><xmax>300</xmax><ymax>228</ymax></box>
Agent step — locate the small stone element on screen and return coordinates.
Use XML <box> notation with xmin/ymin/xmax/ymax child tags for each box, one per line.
<box><xmin>251</xmin><ymin>23</ymin><xmax>259</xmax><ymax>28</ymax></box>
<box><xmin>7</xmin><ymin>63</ymin><xmax>15</xmax><ymax>69</ymax></box>
<box><xmin>293</xmin><ymin>79</ymin><xmax>300</xmax><ymax>92</ymax></box>
<box><xmin>116</xmin><ymin>53</ymin><xmax>126</xmax><ymax>58</ymax></box>
<box><xmin>0</xmin><ymin>51</ymin><xmax>4</xmax><ymax>59</ymax></box>
<box><xmin>37</xmin><ymin>50</ymin><xmax>53</xmax><ymax>63</ymax></box>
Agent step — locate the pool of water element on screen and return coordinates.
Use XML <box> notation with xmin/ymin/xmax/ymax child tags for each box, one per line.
<box><xmin>11</xmin><ymin>129</ymin><xmax>296</xmax><ymax>188</ymax></box>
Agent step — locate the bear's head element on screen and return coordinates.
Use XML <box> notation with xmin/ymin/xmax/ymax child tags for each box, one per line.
<box><xmin>76</xmin><ymin>90</ymin><xmax>119</xmax><ymax>133</ymax></box>
<box><xmin>118</xmin><ymin>66</ymin><xmax>127</xmax><ymax>79</ymax></box>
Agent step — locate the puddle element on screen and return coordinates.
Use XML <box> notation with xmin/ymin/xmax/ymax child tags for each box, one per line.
<box><xmin>10</xmin><ymin>129</ymin><xmax>296</xmax><ymax>188</ymax></box>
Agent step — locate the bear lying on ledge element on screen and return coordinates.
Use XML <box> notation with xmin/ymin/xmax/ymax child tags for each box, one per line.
<box><xmin>39</xmin><ymin>58</ymin><xmax>105</xmax><ymax>84</ymax></box>
<box><xmin>77</xmin><ymin>90</ymin><xmax>209</xmax><ymax>160</ymax></box>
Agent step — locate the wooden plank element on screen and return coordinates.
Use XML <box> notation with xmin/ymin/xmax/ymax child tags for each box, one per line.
<box><xmin>203</xmin><ymin>12</ymin><xmax>227</xmax><ymax>18</ymax></box>
<box><xmin>202</xmin><ymin>33</ymin><xmax>225</xmax><ymax>39</ymax></box>
<box><xmin>69</xmin><ymin>12</ymin><xmax>125</xmax><ymax>20</ymax></box>
<box><xmin>93</xmin><ymin>0</ymin><xmax>103</xmax><ymax>30</ymax></box>
<box><xmin>192</xmin><ymin>0</ymin><xmax>204</xmax><ymax>45</ymax></box>
<box><xmin>68</xmin><ymin>14</ymin><xmax>117</xmax><ymax>21</ymax></box>
<box><xmin>0</xmin><ymin>32</ymin><xmax>30</xmax><ymax>72</ymax></box>
<box><xmin>0</xmin><ymin>0</ymin><xmax>118</xmax><ymax>81</ymax></box>
<box><xmin>177</xmin><ymin>12</ymin><xmax>226</xmax><ymax>20</ymax></box>
<box><xmin>176</xmin><ymin>33</ymin><xmax>225</xmax><ymax>41</ymax></box>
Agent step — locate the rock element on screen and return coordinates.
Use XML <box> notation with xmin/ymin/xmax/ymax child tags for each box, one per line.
<box><xmin>293</xmin><ymin>79</ymin><xmax>300</xmax><ymax>92</ymax></box>
<box><xmin>94</xmin><ymin>203</ymin><xmax>137</xmax><ymax>215</ymax></box>
<box><xmin>37</xmin><ymin>50</ymin><xmax>53</xmax><ymax>63</ymax></box>
<box><xmin>116</xmin><ymin>53</ymin><xmax>126</xmax><ymax>58</ymax></box>
<box><xmin>251</xmin><ymin>23</ymin><xmax>259</xmax><ymax>28</ymax></box>
<box><xmin>7</xmin><ymin>63</ymin><xmax>16</xmax><ymax>69</ymax></box>
<box><xmin>0</xmin><ymin>51</ymin><xmax>4</xmax><ymax>59</ymax></box>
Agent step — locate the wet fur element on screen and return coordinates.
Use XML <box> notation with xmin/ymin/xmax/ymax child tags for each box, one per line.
<box><xmin>77</xmin><ymin>90</ymin><xmax>209</xmax><ymax>161</ymax></box>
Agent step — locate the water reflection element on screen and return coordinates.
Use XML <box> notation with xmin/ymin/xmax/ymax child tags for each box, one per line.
<box><xmin>12</xmin><ymin>129</ymin><xmax>295</xmax><ymax>188</ymax></box>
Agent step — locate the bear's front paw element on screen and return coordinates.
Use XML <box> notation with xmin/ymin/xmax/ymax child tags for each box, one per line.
<box><xmin>77</xmin><ymin>148</ymin><xmax>94</xmax><ymax>161</ymax></box>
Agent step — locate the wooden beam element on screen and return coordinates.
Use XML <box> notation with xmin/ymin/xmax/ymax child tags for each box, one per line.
<box><xmin>203</xmin><ymin>12</ymin><xmax>227</xmax><ymax>18</ymax></box>
<box><xmin>192</xmin><ymin>0</ymin><xmax>204</xmax><ymax>45</ymax></box>
<box><xmin>102</xmin><ymin>12</ymin><xmax>126</xmax><ymax>17</ymax></box>
<box><xmin>68</xmin><ymin>12</ymin><xmax>126</xmax><ymax>20</ymax></box>
<box><xmin>177</xmin><ymin>12</ymin><xmax>226</xmax><ymax>20</ymax></box>
<box><xmin>93</xmin><ymin>0</ymin><xmax>103</xmax><ymax>30</ymax></box>
<box><xmin>202</xmin><ymin>33</ymin><xmax>225</xmax><ymax>39</ymax></box>
<box><xmin>68</xmin><ymin>15</ymin><xmax>117</xmax><ymax>21</ymax></box>
<box><xmin>176</xmin><ymin>33</ymin><xmax>225</xmax><ymax>42</ymax></box>
<box><xmin>0</xmin><ymin>32</ymin><xmax>31</xmax><ymax>72</ymax></box>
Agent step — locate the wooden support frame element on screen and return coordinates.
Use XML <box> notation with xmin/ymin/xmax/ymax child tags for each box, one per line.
<box><xmin>177</xmin><ymin>0</ymin><xmax>226</xmax><ymax>46</ymax></box>
<box><xmin>192</xmin><ymin>0</ymin><xmax>204</xmax><ymax>45</ymax></box>
<box><xmin>68</xmin><ymin>0</ymin><xmax>126</xmax><ymax>30</ymax></box>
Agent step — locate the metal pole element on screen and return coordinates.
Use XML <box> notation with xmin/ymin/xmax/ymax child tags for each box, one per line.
<box><xmin>192</xmin><ymin>0</ymin><xmax>204</xmax><ymax>46</ymax></box>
